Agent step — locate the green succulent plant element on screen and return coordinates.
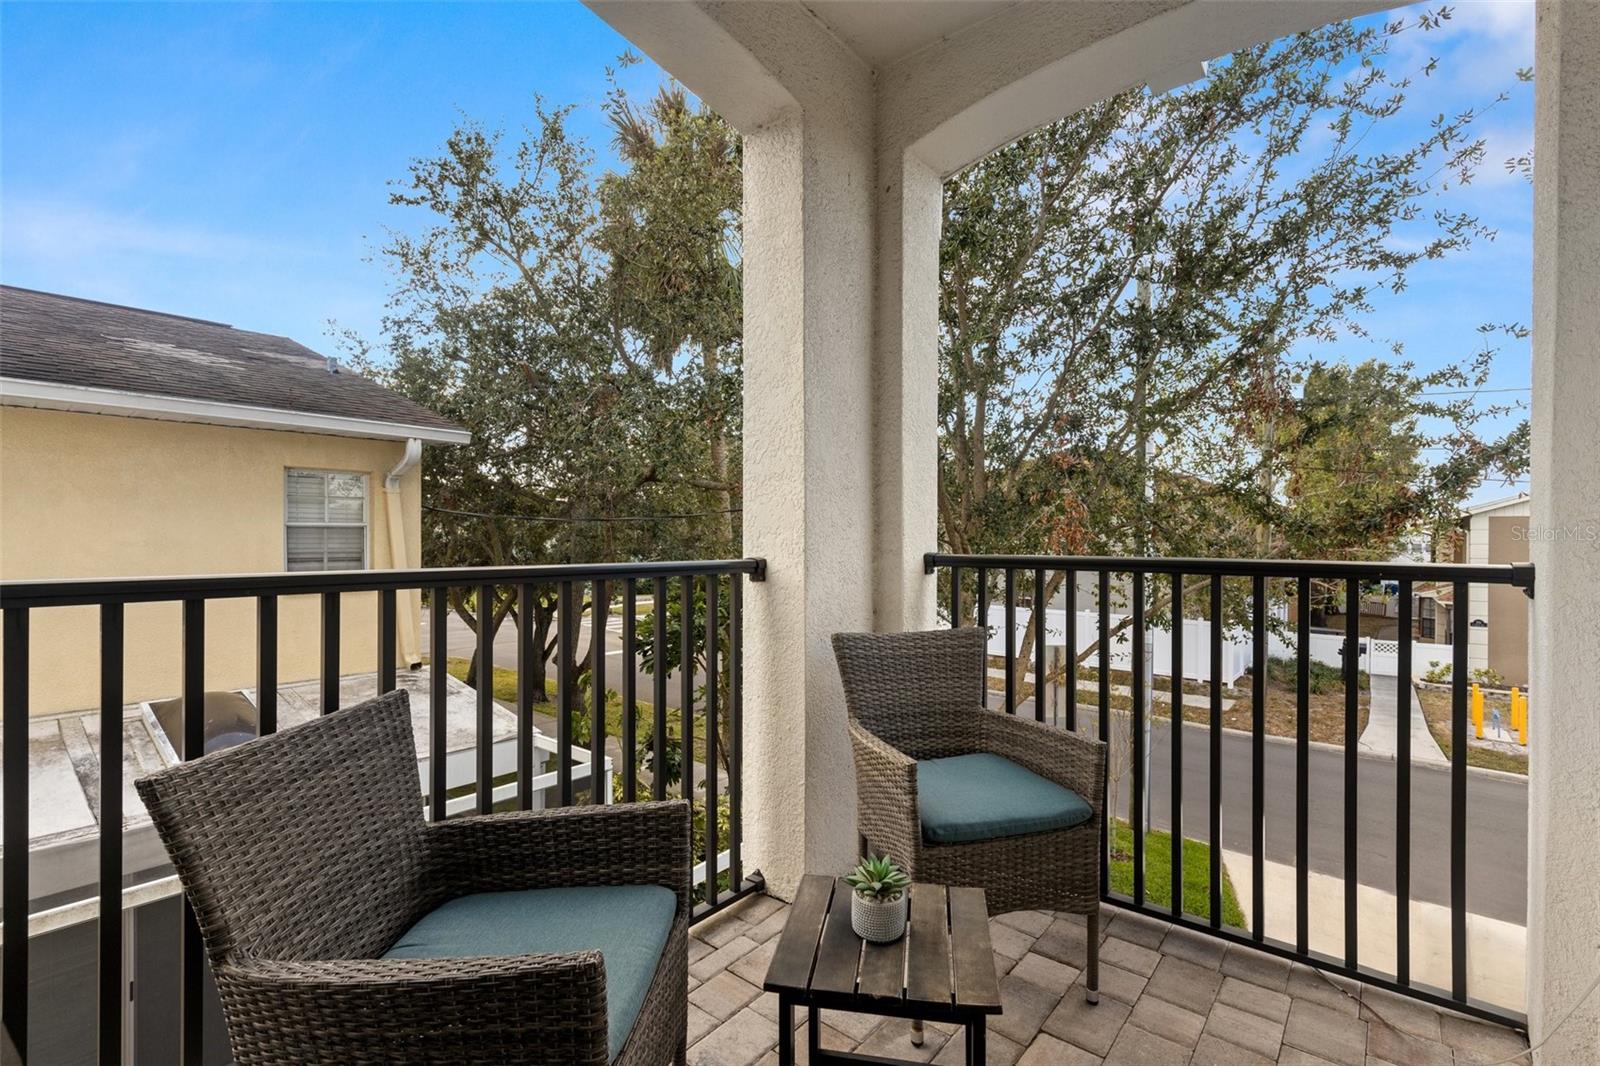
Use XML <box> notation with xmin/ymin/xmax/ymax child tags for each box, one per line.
<box><xmin>845</xmin><ymin>854</ymin><xmax>910</xmax><ymax>902</ymax></box>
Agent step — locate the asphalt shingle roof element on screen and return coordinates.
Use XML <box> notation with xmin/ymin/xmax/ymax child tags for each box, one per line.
<box><xmin>0</xmin><ymin>285</ymin><xmax>462</xmax><ymax>436</ymax></box>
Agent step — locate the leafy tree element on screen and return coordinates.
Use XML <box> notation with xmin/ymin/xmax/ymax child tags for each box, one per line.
<box><xmin>938</xmin><ymin>13</ymin><xmax>1529</xmax><ymax>672</ymax></box>
<box><xmin>356</xmin><ymin>82</ymin><xmax>743</xmax><ymax>697</ymax></box>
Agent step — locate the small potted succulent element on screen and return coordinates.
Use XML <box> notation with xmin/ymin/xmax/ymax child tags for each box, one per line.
<box><xmin>845</xmin><ymin>854</ymin><xmax>911</xmax><ymax>943</ymax></box>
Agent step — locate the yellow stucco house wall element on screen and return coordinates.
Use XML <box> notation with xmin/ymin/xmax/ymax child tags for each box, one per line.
<box><xmin>0</xmin><ymin>286</ymin><xmax>467</xmax><ymax>716</ymax></box>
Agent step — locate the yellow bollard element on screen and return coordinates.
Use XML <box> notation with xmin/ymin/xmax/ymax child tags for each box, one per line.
<box><xmin>1511</xmin><ymin>687</ymin><xmax>1522</xmax><ymax>734</ymax></box>
<box><xmin>1472</xmin><ymin>684</ymin><xmax>1484</xmax><ymax>739</ymax></box>
<box><xmin>1516</xmin><ymin>690</ymin><xmax>1528</xmax><ymax>746</ymax></box>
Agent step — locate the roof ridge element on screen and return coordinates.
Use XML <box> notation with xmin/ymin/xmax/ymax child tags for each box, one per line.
<box><xmin>0</xmin><ymin>284</ymin><xmax>235</xmax><ymax>329</ymax></box>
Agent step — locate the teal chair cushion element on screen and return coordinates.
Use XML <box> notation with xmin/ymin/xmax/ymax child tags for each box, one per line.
<box><xmin>384</xmin><ymin>883</ymin><xmax>677</xmax><ymax>1061</ymax></box>
<box><xmin>917</xmin><ymin>752</ymin><xmax>1092</xmax><ymax>845</ymax></box>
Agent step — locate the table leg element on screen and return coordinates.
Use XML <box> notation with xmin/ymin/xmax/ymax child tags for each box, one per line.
<box><xmin>777</xmin><ymin>995</ymin><xmax>795</xmax><ymax>1066</ymax></box>
<box><xmin>807</xmin><ymin>1004</ymin><xmax>821</xmax><ymax>1061</ymax></box>
<box><xmin>966</xmin><ymin>1019</ymin><xmax>986</xmax><ymax>1065</ymax></box>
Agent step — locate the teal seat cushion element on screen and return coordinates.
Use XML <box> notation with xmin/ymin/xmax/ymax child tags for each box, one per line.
<box><xmin>384</xmin><ymin>883</ymin><xmax>677</xmax><ymax>1062</ymax></box>
<box><xmin>917</xmin><ymin>753</ymin><xmax>1092</xmax><ymax>845</ymax></box>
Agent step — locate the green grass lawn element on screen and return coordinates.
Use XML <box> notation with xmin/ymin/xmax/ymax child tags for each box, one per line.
<box><xmin>1107</xmin><ymin>820</ymin><xmax>1246</xmax><ymax>928</ymax></box>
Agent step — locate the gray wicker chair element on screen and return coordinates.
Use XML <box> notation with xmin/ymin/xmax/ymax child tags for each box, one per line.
<box><xmin>832</xmin><ymin>626</ymin><xmax>1107</xmax><ymax>1002</ymax></box>
<box><xmin>135</xmin><ymin>689</ymin><xmax>690</xmax><ymax>1065</ymax></box>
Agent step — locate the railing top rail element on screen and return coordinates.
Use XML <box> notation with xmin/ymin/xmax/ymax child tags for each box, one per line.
<box><xmin>0</xmin><ymin>557</ymin><xmax>767</xmax><ymax>608</ymax></box>
<box><xmin>925</xmin><ymin>551</ymin><xmax>1533</xmax><ymax>591</ymax></box>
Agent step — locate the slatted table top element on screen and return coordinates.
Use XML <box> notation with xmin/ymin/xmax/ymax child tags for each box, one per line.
<box><xmin>763</xmin><ymin>875</ymin><xmax>1002</xmax><ymax>1017</ymax></box>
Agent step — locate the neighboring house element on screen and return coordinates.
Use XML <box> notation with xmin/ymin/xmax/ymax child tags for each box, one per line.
<box><xmin>0</xmin><ymin>285</ymin><xmax>469</xmax><ymax>715</ymax></box>
<box><xmin>1415</xmin><ymin>492</ymin><xmax>1532</xmax><ymax>686</ymax></box>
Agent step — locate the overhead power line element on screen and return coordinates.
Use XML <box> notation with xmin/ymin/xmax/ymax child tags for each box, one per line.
<box><xmin>425</xmin><ymin>503</ymin><xmax>741</xmax><ymax>525</ymax></box>
<box><xmin>1416</xmin><ymin>386</ymin><xmax>1531</xmax><ymax>396</ymax></box>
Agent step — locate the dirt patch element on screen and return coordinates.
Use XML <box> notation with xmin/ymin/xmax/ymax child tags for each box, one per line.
<box><xmin>1415</xmin><ymin>687</ymin><xmax>1528</xmax><ymax>775</ymax></box>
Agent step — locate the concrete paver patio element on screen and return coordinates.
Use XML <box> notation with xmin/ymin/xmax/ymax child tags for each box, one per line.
<box><xmin>686</xmin><ymin>893</ymin><xmax>1529</xmax><ymax>1066</ymax></box>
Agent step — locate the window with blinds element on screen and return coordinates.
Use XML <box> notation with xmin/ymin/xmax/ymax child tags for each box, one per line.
<box><xmin>285</xmin><ymin>469</ymin><xmax>368</xmax><ymax>572</ymax></box>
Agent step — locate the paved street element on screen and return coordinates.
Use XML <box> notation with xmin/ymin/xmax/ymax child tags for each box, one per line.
<box><xmin>1092</xmin><ymin>710</ymin><xmax>1527</xmax><ymax>924</ymax></box>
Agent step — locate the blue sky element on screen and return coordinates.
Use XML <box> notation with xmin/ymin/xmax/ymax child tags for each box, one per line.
<box><xmin>1</xmin><ymin>1</ymin><xmax>1534</xmax><ymax>499</ymax></box>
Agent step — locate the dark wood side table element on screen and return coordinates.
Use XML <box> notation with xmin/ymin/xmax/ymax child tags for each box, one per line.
<box><xmin>762</xmin><ymin>875</ymin><xmax>1002</xmax><ymax>1065</ymax></box>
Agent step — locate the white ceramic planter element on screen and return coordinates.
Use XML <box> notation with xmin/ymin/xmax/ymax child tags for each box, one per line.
<box><xmin>851</xmin><ymin>890</ymin><xmax>909</xmax><ymax>943</ymax></box>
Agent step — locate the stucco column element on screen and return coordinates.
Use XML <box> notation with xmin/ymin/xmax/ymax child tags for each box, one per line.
<box><xmin>1527</xmin><ymin>1</ymin><xmax>1600</xmax><ymax>1060</ymax></box>
<box><xmin>872</xmin><ymin>149</ymin><xmax>943</xmax><ymax>633</ymax></box>
<box><xmin>741</xmin><ymin>107</ymin><xmax>876</xmax><ymax>897</ymax></box>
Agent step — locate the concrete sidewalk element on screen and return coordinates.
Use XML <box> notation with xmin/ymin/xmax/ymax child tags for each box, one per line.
<box><xmin>1224</xmin><ymin>848</ymin><xmax>1526</xmax><ymax>1014</ymax></box>
<box><xmin>1360</xmin><ymin>674</ymin><xmax>1447</xmax><ymax>764</ymax></box>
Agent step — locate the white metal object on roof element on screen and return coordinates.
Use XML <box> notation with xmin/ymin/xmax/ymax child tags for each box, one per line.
<box><xmin>1</xmin><ymin>669</ymin><xmax>608</xmax><ymax>915</ymax></box>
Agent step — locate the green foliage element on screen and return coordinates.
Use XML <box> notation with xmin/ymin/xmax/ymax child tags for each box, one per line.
<box><xmin>1471</xmin><ymin>666</ymin><xmax>1506</xmax><ymax>688</ymax></box>
<box><xmin>1264</xmin><ymin>654</ymin><xmax>1367</xmax><ymax>695</ymax></box>
<box><xmin>353</xmin><ymin>75</ymin><xmax>743</xmax><ymax>685</ymax></box>
<box><xmin>939</xmin><ymin>14</ymin><xmax>1530</xmax><ymax>644</ymax></box>
<box><xmin>845</xmin><ymin>854</ymin><xmax>911</xmax><ymax>902</ymax></box>
<box><xmin>1423</xmin><ymin>662</ymin><xmax>1453</xmax><ymax>684</ymax></box>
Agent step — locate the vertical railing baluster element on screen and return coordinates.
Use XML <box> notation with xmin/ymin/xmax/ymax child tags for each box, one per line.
<box><xmin>430</xmin><ymin>591</ymin><xmax>447</xmax><ymax>821</ymax></box>
<box><xmin>622</xmin><ymin>580</ymin><xmax>638</xmax><ymax>803</ymax></box>
<box><xmin>477</xmin><ymin>584</ymin><xmax>495</xmax><ymax>815</ymax></box>
<box><xmin>729</xmin><ymin>575</ymin><xmax>743</xmax><ymax>890</ymax></box>
<box><xmin>705</xmin><ymin>577</ymin><xmax>720</xmax><ymax>905</ymax></box>
<box><xmin>378</xmin><ymin>588</ymin><xmax>397</xmax><ymax>694</ymax></box>
<box><xmin>1132</xmin><ymin>570</ymin><xmax>1146</xmax><ymax>907</ymax></box>
<box><xmin>1034</xmin><ymin>567</ymin><xmax>1047</xmax><ymax>723</ymax></box>
<box><xmin>2</xmin><ymin>608</ymin><xmax>28</xmax><ymax>1063</ymax></box>
<box><xmin>950</xmin><ymin>565</ymin><xmax>963</xmax><ymax>627</ymax></box>
<box><xmin>1170</xmin><ymin>573</ymin><xmax>1183</xmax><ymax>919</ymax></box>
<box><xmin>99</xmin><ymin>603</ymin><xmax>124</xmax><ymax>1066</ymax></box>
<box><xmin>977</xmin><ymin>568</ymin><xmax>991</xmax><ymax>709</ymax></box>
<box><xmin>257</xmin><ymin>596</ymin><xmax>278</xmax><ymax>736</ymax></box>
<box><xmin>591</xmin><ymin>579</ymin><xmax>608</xmax><ymax>805</ymax></box>
<box><xmin>652</xmin><ymin>577</ymin><xmax>668</xmax><ymax>803</ymax></box>
<box><xmin>321</xmin><ymin>591</ymin><xmax>340</xmax><ymax>714</ymax></box>
<box><xmin>1004</xmin><ymin>568</ymin><xmax>1017</xmax><ymax>714</ymax></box>
<box><xmin>557</xmin><ymin>581</ymin><xmax>575</xmax><ymax>807</ymax></box>
<box><xmin>181</xmin><ymin>599</ymin><xmax>205</xmax><ymax>1064</ymax></box>
<box><xmin>1251</xmin><ymin>575</ymin><xmax>1266</xmax><ymax>942</ymax></box>
<box><xmin>1209</xmin><ymin>575</ymin><xmax>1223</xmax><ymax>929</ymax></box>
<box><xmin>1097</xmin><ymin>569</ymin><xmax>1111</xmax><ymax>898</ymax></box>
<box><xmin>1344</xmin><ymin>577</ymin><xmax>1360</xmax><ymax>970</ymax></box>
<box><xmin>681</xmin><ymin>576</ymin><xmax>696</xmax><ymax>812</ymax></box>
<box><xmin>1296</xmin><ymin>576</ymin><xmax>1311</xmax><ymax>956</ymax></box>
<box><xmin>517</xmin><ymin>585</ymin><xmax>535</xmax><ymax>811</ymax></box>
<box><xmin>1063</xmin><ymin>568</ymin><xmax>1077</xmax><ymax>731</ymax></box>
<box><xmin>1451</xmin><ymin>581</ymin><xmax>1469</xmax><ymax>1001</ymax></box>
<box><xmin>1397</xmin><ymin>579</ymin><xmax>1414</xmax><ymax>986</ymax></box>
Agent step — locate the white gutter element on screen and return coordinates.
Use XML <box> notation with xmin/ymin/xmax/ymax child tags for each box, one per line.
<box><xmin>385</xmin><ymin>438</ymin><xmax>425</xmax><ymax>666</ymax></box>
<box><xmin>0</xmin><ymin>376</ymin><xmax>471</xmax><ymax>445</ymax></box>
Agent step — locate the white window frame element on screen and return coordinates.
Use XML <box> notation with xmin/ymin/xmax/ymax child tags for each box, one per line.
<box><xmin>284</xmin><ymin>468</ymin><xmax>370</xmax><ymax>571</ymax></box>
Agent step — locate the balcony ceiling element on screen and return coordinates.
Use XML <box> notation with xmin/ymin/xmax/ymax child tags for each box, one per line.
<box><xmin>803</xmin><ymin>0</ymin><xmax>1016</xmax><ymax>69</ymax></box>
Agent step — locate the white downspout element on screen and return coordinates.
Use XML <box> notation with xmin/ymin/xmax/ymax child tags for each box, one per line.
<box><xmin>385</xmin><ymin>438</ymin><xmax>424</xmax><ymax>667</ymax></box>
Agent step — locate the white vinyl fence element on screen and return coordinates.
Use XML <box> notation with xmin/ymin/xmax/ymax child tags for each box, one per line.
<box><xmin>985</xmin><ymin>605</ymin><xmax>1454</xmax><ymax>684</ymax></box>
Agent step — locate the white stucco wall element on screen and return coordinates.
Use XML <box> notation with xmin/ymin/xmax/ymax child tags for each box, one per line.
<box><xmin>587</xmin><ymin>0</ymin><xmax>1411</xmax><ymax>901</ymax></box>
<box><xmin>1527</xmin><ymin>2</ymin><xmax>1600</xmax><ymax>1060</ymax></box>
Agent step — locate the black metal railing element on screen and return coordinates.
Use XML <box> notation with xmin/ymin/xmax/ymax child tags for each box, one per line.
<box><xmin>926</xmin><ymin>551</ymin><xmax>1533</xmax><ymax>1029</ymax></box>
<box><xmin>0</xmin><ymin>557</ymin><xmax>764</xmax><ymax>1065</ymax></box>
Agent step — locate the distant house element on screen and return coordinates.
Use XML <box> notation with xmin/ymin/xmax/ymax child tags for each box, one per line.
<box><xmin>1415</xmin><ymin>492</ymin><xmax>1531</xmax><ymax>687</ymax></box>
<box><xmin>0</xmin><ymin>285</ymin><xmax>469</xmax><ymax>715</ymax></box>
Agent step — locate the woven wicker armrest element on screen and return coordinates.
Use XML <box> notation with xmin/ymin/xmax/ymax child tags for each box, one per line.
<box><xmin>975</xmin><ymin>711</ymin><xmax>1107</xmax><ymax>820</ymax></box>
<box><xmin>423</xmin><ymin>800</ymin><xmax>692</xmax><ymax>915</ymax></box>
<box><xmin>216</xmin><ymin>953</ymin><xmax>611</xmax><ymax>1065</ymax></box>
<box><xmin>849</xmin><ymin>720</ymin><xmax>923</xmax><ymax>864</ymax></box>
